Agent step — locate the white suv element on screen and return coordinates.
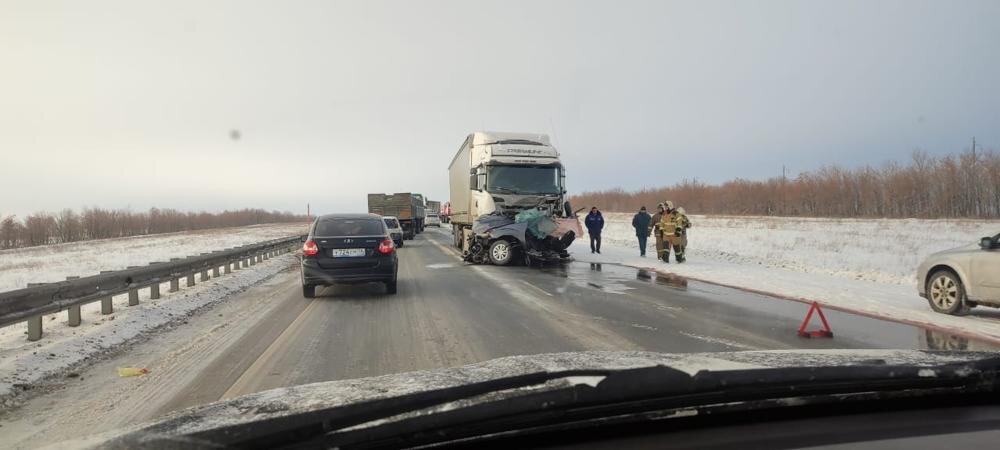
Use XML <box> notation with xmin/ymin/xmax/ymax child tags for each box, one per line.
<box><xmin>426</xmin><ymin>213</ymin><xmax>441</xmax><ymax>227</ymax></box>
<box><xmin>382</xmin><ymin>216</ymin><xmax>405</xmax><ymax>247</ymax></box>
<box><xmin>917</xmin><ymin>233</ymin><xmax>1000</xmax><ymax>315</ymax></box>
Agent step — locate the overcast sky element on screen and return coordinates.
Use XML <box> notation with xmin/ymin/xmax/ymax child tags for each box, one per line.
<box><xmin>2</xmin><ymin>0</ymin><xmax>998</xmax><ymax>217</ymax></box>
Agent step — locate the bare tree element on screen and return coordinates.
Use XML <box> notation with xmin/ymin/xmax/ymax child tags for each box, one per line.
<box><xmin>573</xmin><ymin>147</ymin><xmax>1000</xmax><ymax>219</ymax></box>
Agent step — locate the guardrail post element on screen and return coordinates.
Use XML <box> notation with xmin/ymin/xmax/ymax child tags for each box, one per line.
<box><xmin>249</xmin><ymin>256</ymin><xmax>256</xmax><ymax>266</ymax></box>
<box><xmin>28</xmin><ymin>315</ymin><xmax>42</xmax><ymax>341</ymax></box>
<box><xmin>66</xmin><ymin>276</ymin><xmax>82</xmax><ymax>327</ymax></box>
<box><xmin>187</xmin><ymin>273</ymin><xmax>196</xmax><ymax>287</ymax></box>
<box><xmin>150</xmin><ymin>282</ymin><xmax>161</xmax><ymax>299</ymax></box>
<box><xmin>263</xmin><ymin>251</ymin><xmax>270</xmax><ymax>260</ymax></box>
<box><xmin>213</xmin><ymin>266</ymin><xmax>221</xmax><ymax>277</ymax></box>
<box><xmin>224</xmin><ymin>262</ymin><xmax>233</xmax><ymax>274</ymax></box>
<box><xmin>169</xmin><ymin>278</ymin><xmax>180</xmax><ymax>292</ymax></box>
<box><xmin>23</xmin><ymin>283</ymin><xmax>46</xmax><ymax>340</ymax></box>
<box><xmin>200</xmin><ymin>269</ymin><xmax>210</xmax><ymax>282</ymax></box>
<box><xmin>125</xmin><ymin>266</ymin><xmax>140</xmax><ymax>306</ymax></box>
<box><xmin>101</xmin><ymin>296</ymin><xmax>113</xmax><ymax>314</ymax></box>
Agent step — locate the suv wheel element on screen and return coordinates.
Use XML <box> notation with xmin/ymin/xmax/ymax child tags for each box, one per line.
<box><xmin>927</xmin><ymin>271</ymin><xmax>968</xmax><ymax>315</ymax></box>
<box><xmin>302</xmin><ymin>284</ymin><xmax>316</xmax><ymax>298</ymax></box>
<box><xmin>489</xmin><ymin>240</ymin><xmax>514</xmax><ymax>266</ymax></box>
<box><xmin>385</xmin><ymin>279</ymin><xmax>398</xmax><ymax>295</ymax></box>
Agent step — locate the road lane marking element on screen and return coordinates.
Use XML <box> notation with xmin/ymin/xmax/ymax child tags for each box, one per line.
<box><xmin>519</xmin><ymin>280</ymin><xmax>552</xmax><ymax>297</ymax></box>
<box><xmin>426</xmin><ymin>231</ymin><xmax>465</xmax><ymax>262</ymax></box>
<box><xmin>221</xmin><ymin>297</ymin><xmax>320</xmax><ymax>399</ymax></box>
<box><xmin>679</xmin><ymin>331</ymin><xmax>760</xmax><ymax>350</ymax></box>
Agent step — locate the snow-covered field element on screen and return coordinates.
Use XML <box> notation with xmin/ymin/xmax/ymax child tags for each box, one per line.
<box><xmin>0</xmin><ymin>251</ymin><xmax>298</xmax><ymax>407</ymax></box>
<box><xmin>0</xmin><ymin>223</ymin><xmax>307</xmax><ymax>405</ymax></box>
<box><xmin>576</xmin><ymin>213</ymin><xmax>1000</xmax><ymax>342</ymax></box>
<box><xmin>0</xmin><ymin>223</ymin><xmax>308</xmax><ymax>293</ymax></box>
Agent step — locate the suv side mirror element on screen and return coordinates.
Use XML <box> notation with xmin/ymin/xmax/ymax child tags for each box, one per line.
<box><xmin>982</xmin><ymin>236</ymin><xmax>996</xmax><ymax>250</ymax></box>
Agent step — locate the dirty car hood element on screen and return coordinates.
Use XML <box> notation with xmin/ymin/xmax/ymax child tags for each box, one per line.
<box><xmin>66</xmin><ymin>349</ymin><xmax>996</xmax><ymax>448</ymax></box>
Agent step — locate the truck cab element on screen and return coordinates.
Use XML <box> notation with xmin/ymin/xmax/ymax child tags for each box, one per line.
<box><xmin>450</xmin><ymin>132</ymin><xmax>566</xmax><ymax>226</ymax></box>
<box><xmin>448</xmin><ymin>132</ymin><xmax>575</xmax><ymax>260</ymax></box>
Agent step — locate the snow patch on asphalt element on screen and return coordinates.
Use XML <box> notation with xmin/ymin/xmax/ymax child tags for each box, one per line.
<box><xmin>0</xmin><ymin>253</ymin><xmax>298</xmax><ymax>409</ymax></box>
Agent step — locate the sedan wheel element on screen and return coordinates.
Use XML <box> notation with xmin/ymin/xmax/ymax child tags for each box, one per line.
<box><xmin>489</xmin><ymin>240</ymin><xmax>514</xmax><ymax>266</ymax></box>
<box><xmin>927</xmin><ymin>271</ymin><xmax>967</xmax><ymax>315</ymax></box>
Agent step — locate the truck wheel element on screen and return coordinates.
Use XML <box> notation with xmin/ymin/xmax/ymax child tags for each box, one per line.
<box><xmin>927</xmin><ymin>271</ymin><xmax>968</xmax><ymax>315</ymax></box>
<box><xmin>489</xmin><ymin>240</ymin><xmax>514</xmax><ymax>266</ymax></box>
<box><xmin>302</xmin><ymin>284</ymin><xmax>316</xmax><ymax>298</ymax></box>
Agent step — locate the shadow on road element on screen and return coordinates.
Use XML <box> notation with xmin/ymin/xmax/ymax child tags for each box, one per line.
<box><xmin>315</xmin><ymin>282</ymin><xmax>392</xmax><ymax>298</ymax></box>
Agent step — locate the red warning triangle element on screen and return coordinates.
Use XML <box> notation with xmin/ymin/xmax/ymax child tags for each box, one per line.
<box><xmin>797</xmin><ymin>302</ymin><xmax>833</xmax><ymax>338</ymax></box>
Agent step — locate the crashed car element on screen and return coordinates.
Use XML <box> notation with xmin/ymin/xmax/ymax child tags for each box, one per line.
<box><xmin>463</xmin><ymin>208</ymin><xmax>582</xmax><ymax>266</ymax></box>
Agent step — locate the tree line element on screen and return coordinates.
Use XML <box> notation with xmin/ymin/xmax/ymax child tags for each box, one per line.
<box><xmin>571</xmin><ymin>147</ymin><xmax>1000</xmax><ymax>218</ymax></box>
<box><xmin>0</xmin><ymin>208</ymin><xmax>307</xmax><ymax>250</ymax></box>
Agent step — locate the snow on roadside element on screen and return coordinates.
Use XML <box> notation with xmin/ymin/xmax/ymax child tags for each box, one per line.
<box><xmin>0</xmin><ymin>223</ymin><xmax>308</xmax><ymax>293</ymax></box>
<box><xmin>0</xmin><ymin>252</ymin><xmax>298</xmax><ymax>408</ymax></box>
<box><xmin>576</xmin><ymin>213</ymin><xmax>1000</xmax><ymax>343</ymax></box>
<box><xmin>595</xmin><ymin>213</ymin><xmax>995</xmax><ymax>286</ymax></box>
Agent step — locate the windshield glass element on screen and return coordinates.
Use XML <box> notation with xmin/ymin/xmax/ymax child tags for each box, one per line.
<box><xmin>487</xmin><ymin>165</ymin><xmax>562</xmax><ymax>195</ymax></box>
<box><xmin>3</xmin><ymin>1</ymin><xmax>998</xmax><ymax>448</ymax></box>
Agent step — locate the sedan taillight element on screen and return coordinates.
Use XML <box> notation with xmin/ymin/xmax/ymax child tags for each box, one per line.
<box><xmin>303</xmin><ymin>240</ymin><xmax>319</xmax><ymax>256</ymax></box>
<box><xmin>378</xmin><ymin>238</ymin><xmax>395</xmax><ymax>254</ymax></box>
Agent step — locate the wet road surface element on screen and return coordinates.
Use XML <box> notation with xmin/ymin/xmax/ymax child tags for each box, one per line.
<box><xmin>203</xmin><ymin>227</ymin><xmax>1000</xmax><ymax>401</ymax></box>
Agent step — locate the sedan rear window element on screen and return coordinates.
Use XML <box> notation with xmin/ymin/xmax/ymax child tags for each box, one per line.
<box><xmin>314</xmin><ymin>219</ymin><xmax>384</xmax><ymax>236</ymax></box>
<box><xmin>383</xmin><ymin>218</ymin><xmax>399</xmax><ymax>228</ymax></box>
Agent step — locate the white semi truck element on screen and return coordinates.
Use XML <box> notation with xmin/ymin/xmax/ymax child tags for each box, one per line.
<box><xmin>448</xmin><ymin>131</ymin><xmax>580</xmax><ymax>265</ymax></box>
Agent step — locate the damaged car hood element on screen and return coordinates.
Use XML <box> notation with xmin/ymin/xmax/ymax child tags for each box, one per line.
<box><xmin>63</xmin><ymin>349</ymin><xmax>996</xmax><ymax>448</ymax></box>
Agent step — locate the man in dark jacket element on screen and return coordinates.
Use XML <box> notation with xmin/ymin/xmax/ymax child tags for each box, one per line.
<box><xmin>631</xmin><ymin>206</ymin><xmax>651</xmax><ymax>257</ymax></box>
<box><xmin>584</xmin><ymin>206</ymin><xmax>604</xmax><ymax>254</ymax></box>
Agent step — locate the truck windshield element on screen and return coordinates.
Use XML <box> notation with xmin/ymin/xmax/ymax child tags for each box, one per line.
<box><xmin>487</xmin><ymin>165</ymin><xmax>561</xmax><ymax>195</ymax></box>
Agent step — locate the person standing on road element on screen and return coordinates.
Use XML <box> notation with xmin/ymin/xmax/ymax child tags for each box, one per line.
<box><xmin>650</xmin><ymin>203</ymin><xmax>667</xmax><ymax>261</ymax></box>
<box><xmin>631</xmin><ymin>206</ymin><xmax>652</xmax><ymax>257</ymax></box>
<box><xmin>585</xmin><ymin>206</ymin><xmax>605</xmax><ymax>254</ymax></box>
<box><xmin>659</xmin><ymin>203</ymin><xmax>692</xmax><ymax>263</ymax></box>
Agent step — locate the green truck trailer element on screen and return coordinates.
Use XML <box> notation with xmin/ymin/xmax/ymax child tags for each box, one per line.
<box><xmin>367</xmin><ymin>193</ymin><xmax>426</xmax><ymax>239</ymax></box>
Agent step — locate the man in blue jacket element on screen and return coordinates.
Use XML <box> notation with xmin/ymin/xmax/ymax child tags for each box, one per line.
<box><xmin>585</xmin><ymin>206</ymin><xmax>605</xmax><ymax>254</ymax></box>
<box><xmin>631</xmin><ymin>206</ymin><xmax>652</xmax><ymax>257</ymax></box>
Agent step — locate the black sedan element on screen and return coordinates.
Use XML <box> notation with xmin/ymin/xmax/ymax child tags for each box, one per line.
<box><xmin>300</xmin><ymin>214</ymin><xmax>398</xmax><ymax>297</ymax></box>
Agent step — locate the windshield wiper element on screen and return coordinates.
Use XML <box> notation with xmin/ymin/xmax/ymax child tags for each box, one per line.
<box><xmin>490</xmin><ymin>186</ymin><xmax>518</xmax><ymax>194</ymax></box>
<box><xmin>185</xmin><ymin>357</ymin><xmax>1000</xmax><ymax>449</ymax></box>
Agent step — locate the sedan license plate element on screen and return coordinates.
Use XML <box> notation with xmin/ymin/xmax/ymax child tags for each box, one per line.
<box><xmin>331</xmin><ymin>248</ymin><xmax>366</xmax><ymax>257</ymax></box>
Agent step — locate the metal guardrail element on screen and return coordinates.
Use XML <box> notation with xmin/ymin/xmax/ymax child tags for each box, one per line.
<box><xmin>0</xmin><ymin>235</ymin><xmax>304</xmax><ymax>341</ymax></box>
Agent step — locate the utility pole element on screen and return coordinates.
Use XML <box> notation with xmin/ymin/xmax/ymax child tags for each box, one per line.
<box><xmin>781</xmin><ymin>165</ymin><xmax>787</xmax><ymax>215</ymax></box>
<box><xmin>307</xmin><ymin>203</ymin><xmax>311</xmax><ymax>220</ymax></box>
